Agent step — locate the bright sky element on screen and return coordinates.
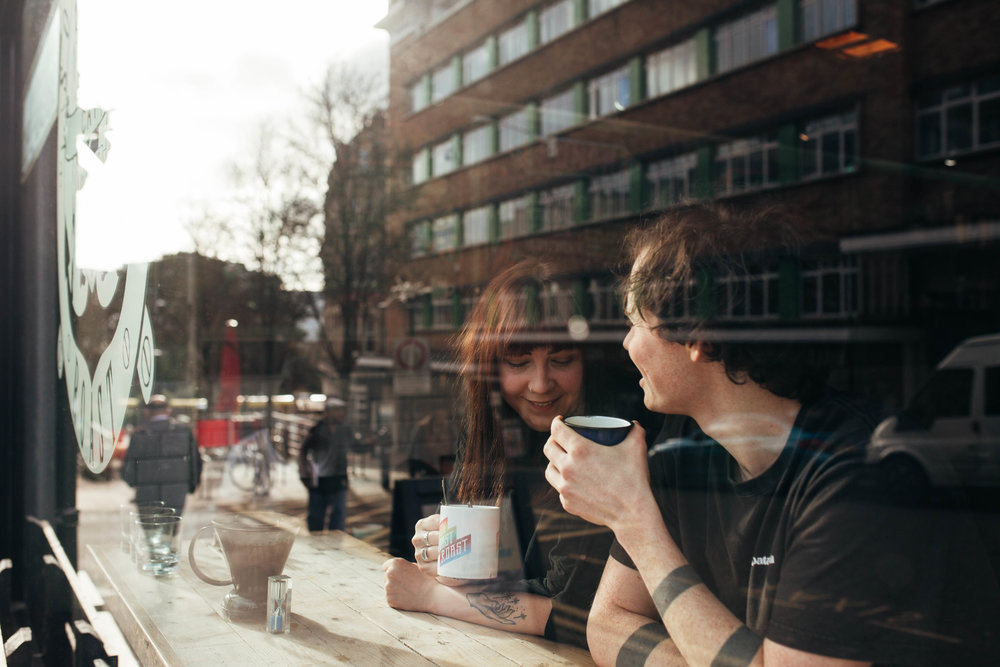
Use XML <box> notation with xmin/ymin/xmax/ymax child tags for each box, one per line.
<box><xmin>74</xmin><ymin>0</ymin><xmax>389</xmax><ymax>271</ymax></box>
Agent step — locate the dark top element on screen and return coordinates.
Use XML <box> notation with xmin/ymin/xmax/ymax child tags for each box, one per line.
<box><xmin>452</xmin><ymin>428</ymin><xmax>614</xmax><ymax>649</ymax></box>
<box><xmin>611</xmin><ymin>390</ymin><xmax>1000</xmax><ymax>665</ymax></box>
<box><xmin>299</xmin><ymin>419</ymin><xmax>351</xmax><ymax>492</ymax></box>
<box><xmin>122</xmin><ymin>417</ymin><xmax>201</xmax><ymax>511</ymax></box>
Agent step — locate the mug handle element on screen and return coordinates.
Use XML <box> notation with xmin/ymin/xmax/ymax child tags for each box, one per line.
<box><xmin>188</xmin><ymin>524</ymin><xmax>232</xmax><ymax>586</ymax></box>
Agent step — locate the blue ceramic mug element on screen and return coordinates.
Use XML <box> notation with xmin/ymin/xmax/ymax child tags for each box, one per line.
<box><xmin>564</xmin><ymin>415</ymin><xmax>632</xmax><ymax>446</ymax></box>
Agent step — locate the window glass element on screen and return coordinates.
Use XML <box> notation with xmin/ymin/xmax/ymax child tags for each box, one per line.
<box><xmin>646</xmin><ymin>152</ymin><xmax>697</xmax><ymax>209</ymax></box>
<box><xmin>715</xmin><ymin>5</ymin><xmax>778</xmax><ymax>74</ymax></box>
<box><xmin>589</xmin><ymin>0</ymin><xmax>627</xmax><ymax>18</ymax></box>
<box><xmin>412</xmin><ymin>149</ymin><xmax>429</xmax><ymax>184</ymax></box>
<box><xmin>541</xmin><ymin>88</ymin><xmax>577</xmax><ymax>135</ymax></box>
<box><xmin>799</xmin><ymin>0</ymin><xmax>856</xmax><ymax>42</ymax></box>
<box><xmin>540</xmin><ymin>0</ymin><xmax>575</xmax><ymax>44</ymax></box>
<box><xmin>715</xmin><ymin>133</ymin><xmax>780</xmax><ymax>195</ymax></box>
<box><xmin>589</xmin><ymin>170</ymin><xmax>630</xmax><ymax>220</ymax></box>
<box><xmin>411</xmin><ymin>220</ymin><xmax>430</xmax><ymax>257</ymax></box>
<box><xmin>463</xmin><ymin>125</ymin><xmax>492</xmax><ymax>166</ymax></box>
<box><xmin>462</xmin><ymin>205</ymin><xmax>491</xmax><ymax>246</ymax></box>
<box><xmin>463</xmin><ymin>41</ymin><xmax>491</xmax><ymax>85</ymax></box>
<box><xmin>588</xmin><ymin>64</ymin><xmax>630</xmax><ymax>118</ymax></box>
<box><xmin>539</xmin><ymin>183</ymin><xmax>576</xmax><ymax>231</ymax></box>
<box><xmin>498</xmin><ymin>195</ymin><xmax>531</xmax><ymax>238</ymax></box>
<box><xmin>410</xmin><ymin>79</ymin><xmax>428</xmax><ymax>113</ymax></box>
<box><xmin>432</xmin><ymin>138</ymin><xmax>457</xmax><ymax>176</ymax></box>
<box><xmin>916</xmin><ymin>76</ymin><xmax>1000</xmax><ymax>159</ymax></box>
<box><xmin>799</xmin><ymin>111</ymin><xmax>857</xmax><ymax>178</ymax></box>
<box><xmin>647</xmin><ymin>38</ymin><xmax>697</xmax><ymax>99</ymax></box>
<box><xmin>905</xmin><ymin>368</ymin><xmax>974</xmax><ymax>422</ymax></box>
<box><xmin>499</xmin><ymin>107</ymin><xmax>532</xmax><ymax>151</ymax></box>
<box><xmin>499</xmin><ymin>19</ymin><xmax>530</xmax><ymax>66</ymax></box>
<box><xmin>431</xmin><ymin>62</ymin><xmax>456</xmax><ymax>103</ymax></box>
<box><xmin>432</xmin><ymin>214</ymin><xmax>459</xmax><ymax>252</ymax></box>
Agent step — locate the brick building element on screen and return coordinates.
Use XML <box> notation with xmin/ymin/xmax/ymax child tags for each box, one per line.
<box><xmin>375</xmin><ymin>0</ymin><xmax>1000</xmax><ymax>408</ymax></box>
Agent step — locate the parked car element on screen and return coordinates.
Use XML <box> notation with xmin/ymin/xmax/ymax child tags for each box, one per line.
<box><xmin>868</xmin><ymin>333</ymin><xmax>1000</xmax><ymax>499</ymax></box>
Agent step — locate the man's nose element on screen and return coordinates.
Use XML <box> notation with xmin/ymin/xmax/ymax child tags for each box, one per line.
<box><xmin>623</xmin><ymin>327</ymin><xmax>633</xmax><ymax>351</ymax></box>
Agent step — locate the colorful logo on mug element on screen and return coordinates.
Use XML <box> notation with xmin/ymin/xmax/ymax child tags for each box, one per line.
<box><xmin>437</xmin><ymin>517</ymin><xmax>472</xmax><ymax>566</ymax></box>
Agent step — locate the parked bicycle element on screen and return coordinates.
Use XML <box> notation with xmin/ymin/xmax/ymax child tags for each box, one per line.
<box><xmin>226</xmin><ymin>429</ymin><xmax>283</xmax><ymax>496</ymax></box>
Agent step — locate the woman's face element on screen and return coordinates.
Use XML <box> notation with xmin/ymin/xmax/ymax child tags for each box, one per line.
<box><xmin>499</xmin><ymin>347</ymin><xmax>584</xmax><ymax>432</ymax></box>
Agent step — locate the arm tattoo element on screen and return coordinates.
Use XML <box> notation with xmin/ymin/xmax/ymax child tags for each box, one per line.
<box><xmin>710</xmin><ymin>626</ymin><xmax>762</xmax><ymax>667</ymax></box>
<box><xmin>466</xmin><ymin>591</ymin><xmax>528</xmax><ymax>626</ymax></box>
<box><xmin>616</xmin><ymin>622</ymin><xmax>670</xmax><ymax>667</ymax></box>
<box><xmin>651</xmin><ymin>564</ymin><xmax>702</xmax><ymax>618</ymax></box>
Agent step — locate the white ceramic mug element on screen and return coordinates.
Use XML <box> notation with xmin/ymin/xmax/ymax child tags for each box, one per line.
<box><xmin>437</xmin><ymin>504</ymin><xmax>500</xmax><ymax>579</ymax></box>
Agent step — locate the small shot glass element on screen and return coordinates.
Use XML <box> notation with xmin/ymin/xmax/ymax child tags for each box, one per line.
<box><xmin>266</xmin><ymin>575</ymin><xmax>292</xmax><ymax>634</ymax></box>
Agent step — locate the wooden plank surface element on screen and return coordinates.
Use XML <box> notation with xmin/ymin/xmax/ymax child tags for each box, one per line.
<box><xmin>88</xmin><ymin>526</ymin><xmax>595</xmax><ymax>666</ymax></box>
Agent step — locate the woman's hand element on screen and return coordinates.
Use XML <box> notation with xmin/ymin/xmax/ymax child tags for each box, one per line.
<box><xmin>382</xmin><ymin>558</ymin><xmax>438</xmax><ymax>613</ymax></box>
<box><xmin>412</xmin><ymin>514</ymin><xmax>441</xmax><ymax>576</ymax></box>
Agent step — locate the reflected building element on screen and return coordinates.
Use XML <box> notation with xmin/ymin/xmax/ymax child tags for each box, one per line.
<box><xmin>375</xmin><ymin>0</ymin><xmax>999</xmax><ymax>411</ymax></box>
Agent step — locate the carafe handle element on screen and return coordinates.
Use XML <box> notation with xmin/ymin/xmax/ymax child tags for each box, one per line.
<box><xmin>188</xmin><ymin>524</ymin><xmax>232</xmax><ymax>586</ymax></box>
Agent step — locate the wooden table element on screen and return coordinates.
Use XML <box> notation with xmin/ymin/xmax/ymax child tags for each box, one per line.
<box><xmin>88</xmin><ymin>524</ymin><xmax>595</xmax><ymax>665</ymax></box>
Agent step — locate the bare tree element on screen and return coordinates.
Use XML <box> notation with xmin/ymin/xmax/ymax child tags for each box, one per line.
<box><xmin>295</xmin><ymin>63</ymin><xmax>409</xmax><ymax>395</ymax></box>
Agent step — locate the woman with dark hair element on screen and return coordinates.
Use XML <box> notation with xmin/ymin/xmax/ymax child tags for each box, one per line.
<box><xmin>383</xmin><ymin>259</ymin><xmax>648</xmax><ymax>647</ymax></box>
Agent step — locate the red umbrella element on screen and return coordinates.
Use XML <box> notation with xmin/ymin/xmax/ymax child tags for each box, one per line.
<box><xmin>216</xmin><ymin>323</ymin><xmax>241</xmax><ymax>413</ymax></box>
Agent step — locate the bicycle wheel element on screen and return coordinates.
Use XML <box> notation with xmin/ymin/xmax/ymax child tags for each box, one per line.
<box><xmin>228</xmin><ymin>449</ymin><xmax>262</xmax><ymax>492</ymax></box>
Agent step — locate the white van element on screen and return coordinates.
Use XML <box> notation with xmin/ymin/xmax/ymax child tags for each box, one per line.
<box><xmin>868</xmin><ymin>333</ymin><xmax>1000</xmax><ymax>496</ymax></box>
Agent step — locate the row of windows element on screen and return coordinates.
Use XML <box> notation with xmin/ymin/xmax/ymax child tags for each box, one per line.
<box><xmin>410</xmin><ymin>0</ymin><xmax>628</xmax><ymax>114</ymax></box>
<box><xmin>410</xmin><ymin>111</ymin><xmax>857</xmax><ymax>256</ymax></box>
<box><xmin>411</xmin><ymin>256</ymin><xmax>858</xmax><ymax>332</ymax></box>
<box><xmin>916</xmin><ymin>73</ymin><xmax>1000</xmax><ymax>160</ymax></box>
<box><xmin>411</xmin><ymin>0</ymin><xmax>858</xmax><ymax>184</ymax></box>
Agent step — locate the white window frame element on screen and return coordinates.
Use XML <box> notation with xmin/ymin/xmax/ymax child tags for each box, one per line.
<box><xmin>432</xmin><ymin>138</ymin><xmax>457</xmax><ymax>177</ymax></box>
<box><xmin>588</xmin><ymin>64</ymin><xmax>631</xmax><ymax>119</ymax></box>
<box><xmin>541</xmin><ymin>88</ymin><xmax>577</xmax><ymax>135</ymax></box>
<box><xmin>717</xmin><ymin>266</ymin><xmax>780</xmax><ymax>320</ymax></box>
<box><xmin>799</xmin><ymin>111</ymin><xmax>857</xmax><ymax>179</ymax></box>
<box><xmin>539</xmin><ymin>183</ymin><xmax>575</xmax><ymax>231</ymax></box>
<box><xmin>646</xmin><ymin>38</ymin><xmax>697</xmax><ymax>99</ymax></box>
<box><xmin>462</xmin><ymin>206</ymin><xmax>491</xmax><ymax>247</ymax></box>
<box><xmin>498</xmin><ymin>19</ymin><xmax>530</xmax><ymax>66</ymax></box>
<box><xmin>800</xmin><ymin>258</ymin><xmax>858</xmax><ymax>318</ymax></box>
<box><xmin>714</xmin><ymin>133</ymin><xmax>780</xmax><ymax>195</ymax></box>
<box><xmin>540</xmin><ymin>0</ymin><xmax>575</xmax><ymax>44</ymax></box>
<box><xmin>646</xmin><ymin>152</ymin><xmax>698</xmax><ymax>209</ymax></box>
<box><xmin>799</xmin><ymin>0</ymin><xmax>856</xmax><ymax>43</ymax></box>
<box><xmin>916</xmin><ymin>76</ymin><xmax>1000</xmax><ymax>159</ymax></box>
<box><xmin>540</xmin><ymin>283</ymin><xmax>574</xmax><ymax>325</ymax></box>
<box><xmin>589</xmin><ymin>170</ymin><xmax>631</xmax><ymax>220</ymax></box>
<box><xmin>463</xmin><ymin>125</ymin><xmax>492</xmax><ymax>166</ymax></box>
<box><xmin>498</xmin><ymin>195</ymin><xmax>531</xmax><ymax>239</ymax></box>
<box><xmin>715</xmin><ymin>4</ymin><xmax>778</xmax><ymax>74</ymax></box>
<box><xmin>431</xmin><ymin>294</ymin><xmax>455</xmax><ymax>330</ymax></box>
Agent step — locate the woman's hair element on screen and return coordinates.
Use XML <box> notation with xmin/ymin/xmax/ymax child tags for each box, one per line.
<box><xmin>451</xmin><ymin>258</ymin><xmax>575</xmax><ymax>503</ymax></box>
<box><xmin>622</xmin><ymin>201</ymin><xmax>829</xmax><ymax>404</ymax></box>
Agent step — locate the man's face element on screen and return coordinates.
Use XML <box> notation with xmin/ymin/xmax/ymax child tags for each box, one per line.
<box><xmin>623</xmin><ymin>283</ymin><xmax>698</xmax><ymax>416</ymax></box>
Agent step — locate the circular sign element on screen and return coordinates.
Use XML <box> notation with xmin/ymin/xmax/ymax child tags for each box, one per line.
<box><xmin>395</xmin><ymin>338</ymin><xmax>428</xmax><ymax>371</ymax></box>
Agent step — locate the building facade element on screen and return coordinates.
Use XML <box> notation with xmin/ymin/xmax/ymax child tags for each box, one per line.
<box><xmin>377</xmin><ymin>0</ymin><xmax>999</xmax><ymax>407</ymax></box>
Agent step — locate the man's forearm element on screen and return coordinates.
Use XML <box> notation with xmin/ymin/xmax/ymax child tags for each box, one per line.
<box><xmin>612</xmin><ymin>506</ymin><xmax>761</xmax><ymax>667</ymax></box>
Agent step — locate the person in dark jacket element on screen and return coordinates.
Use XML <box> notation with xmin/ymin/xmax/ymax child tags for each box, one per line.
<box><xmin>122</xmin><ymin>394</ymin><xmax>202</xmax><ymax>513</ymax></box>
<box><xmin>299</xmin><ymin>397</ymin><xmax>352</xmax><ymax>532</ymax></box>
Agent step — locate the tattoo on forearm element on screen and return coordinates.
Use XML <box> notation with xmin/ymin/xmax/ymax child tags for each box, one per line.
<box><xmin>651</xmin><ymin>564</ymin><xmax>702</xmax><ymax>618</ymax></box>
<box><xmin>616</xmin><ymin>622</ymin><xmax>670</xmax><ymax>667</ymax></box>
<box><xmin>710</xmin><ymin>626</ymin><xmax>762</xmax><ymax>667</ymax></box>
<box><xmin>466</xmin><ymin>591</ymin><xmax>527</xmax><ymax>626</ymax></box>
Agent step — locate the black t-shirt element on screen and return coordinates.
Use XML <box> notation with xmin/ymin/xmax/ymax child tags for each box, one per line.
<box><xmin>611</xmin><ymin>391</ymin><xmax>999</xmax><ymax>665</ymax></box>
